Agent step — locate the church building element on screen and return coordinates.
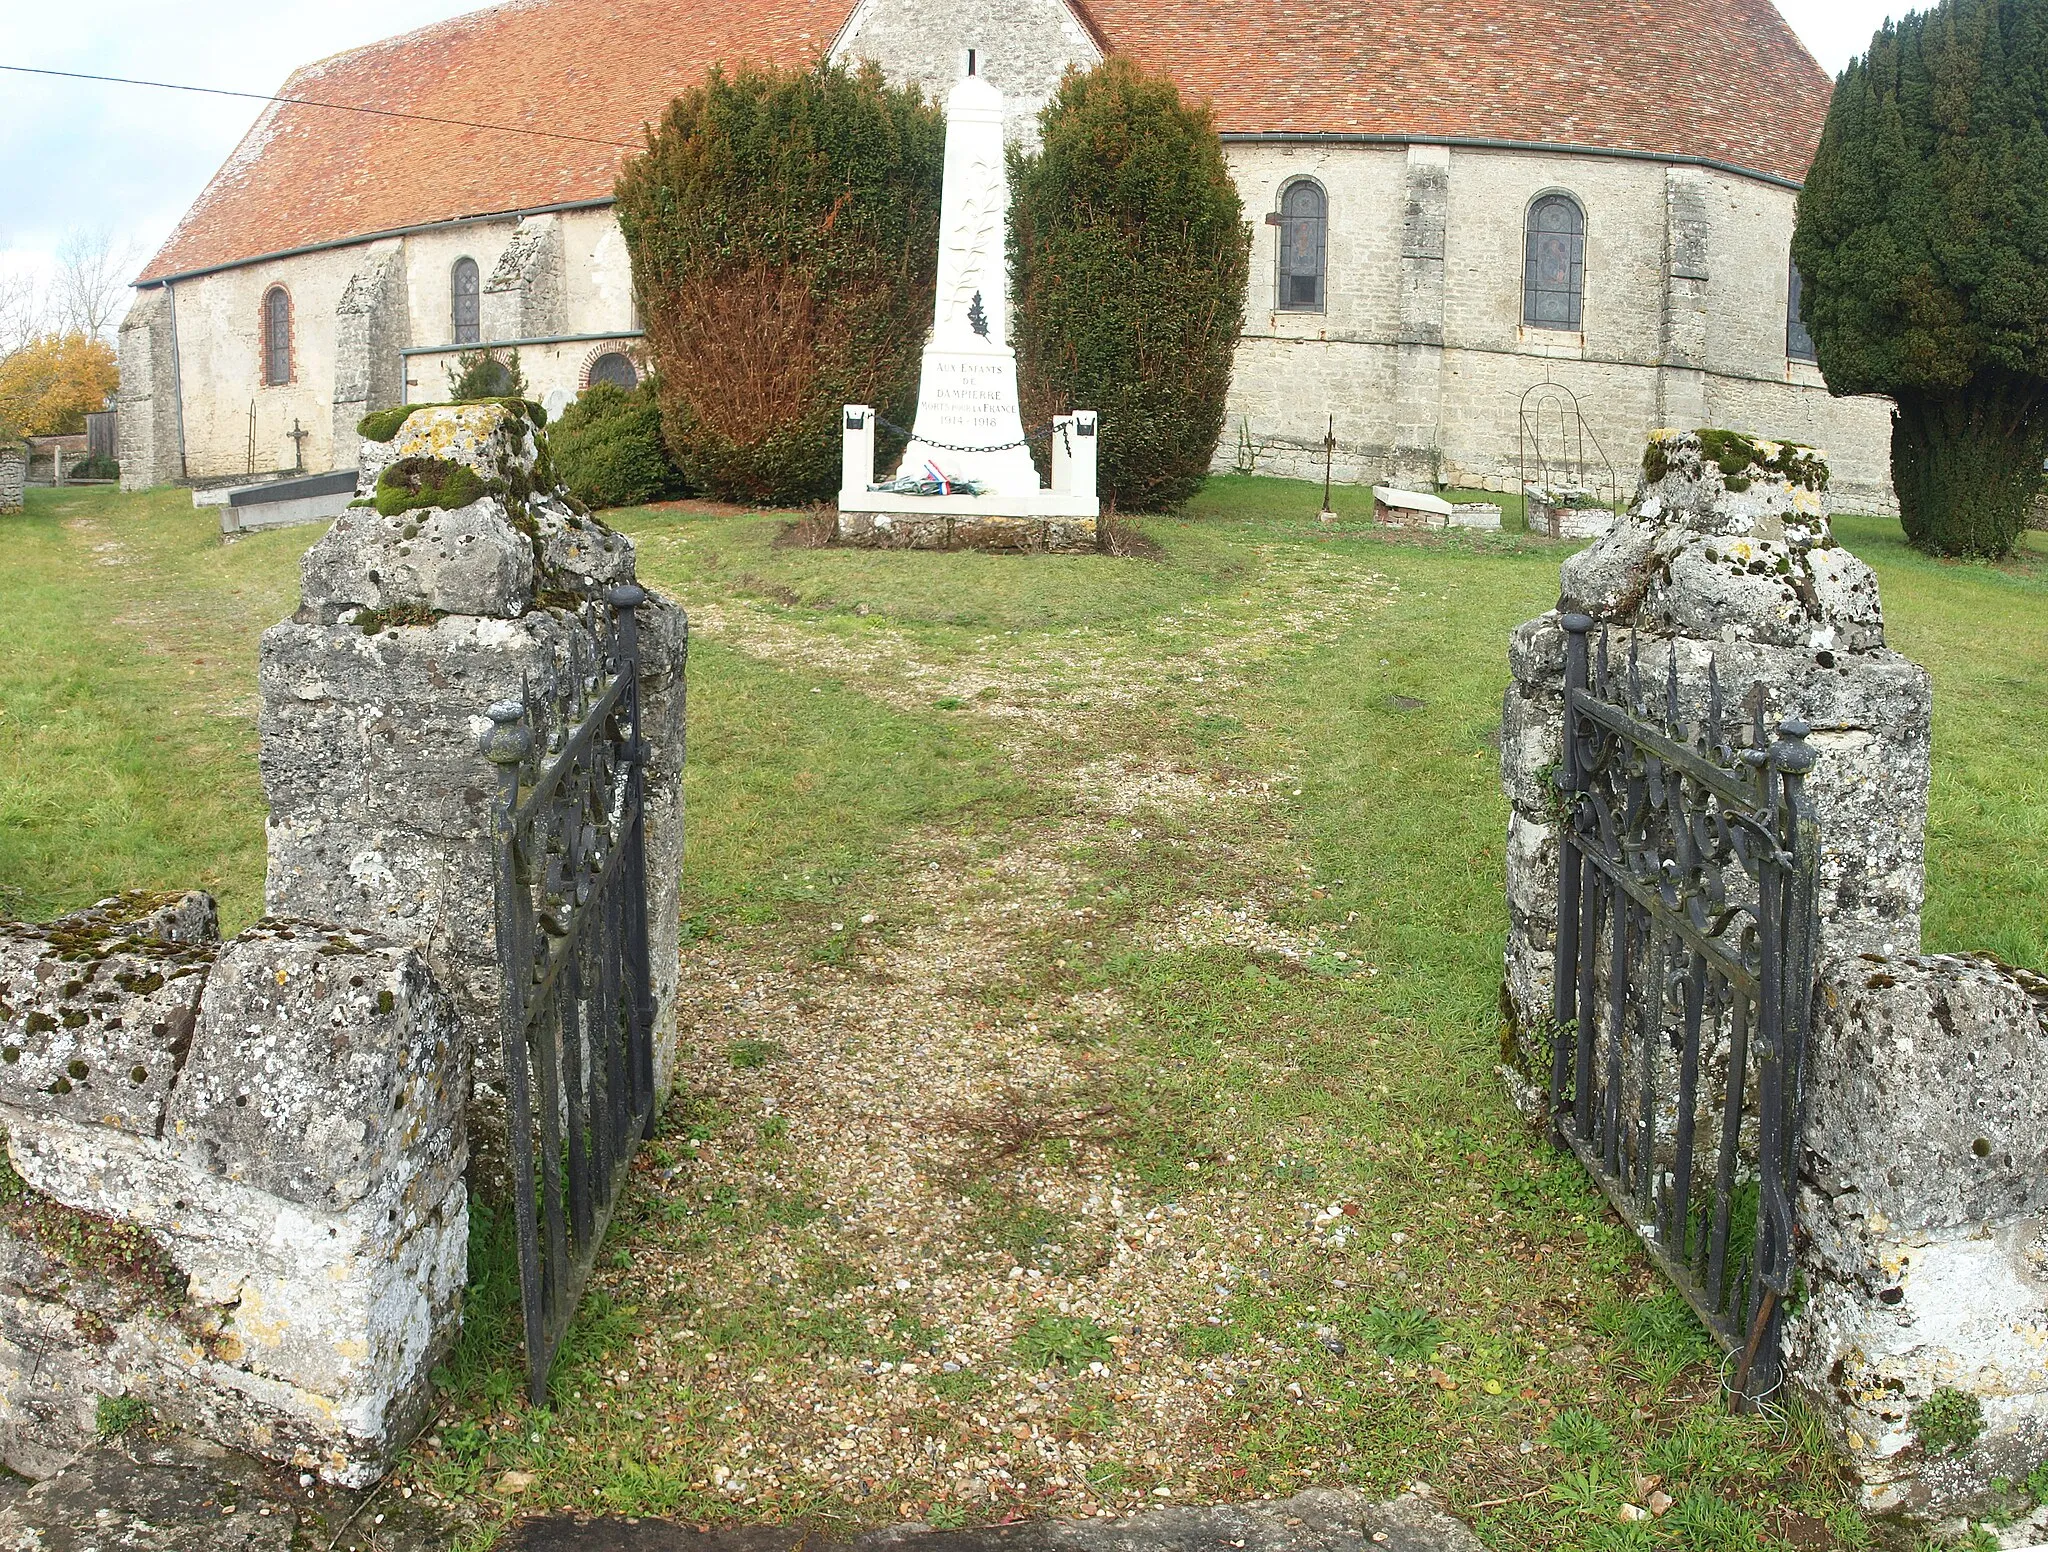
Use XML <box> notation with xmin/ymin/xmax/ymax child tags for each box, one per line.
<box><xmin>119</xmin><ymin>0</ymin><xmax>1895</xmax><ymax>510</ymax></box>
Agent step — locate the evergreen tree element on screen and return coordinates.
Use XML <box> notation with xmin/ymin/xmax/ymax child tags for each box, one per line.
<box><xmin>1794</xmin><ymin>0</ymin><xmax>2048</xmax><ymax>558</ymax></box>
<box><xmin>614</xmin><ymin>63</ymin><xmax>943</xmax><ymax>505</ymax></box>
<box><xmin>1011</xmin><ymin>59</ymin><xmax>1250</xmax><ymax>512</ymax></box>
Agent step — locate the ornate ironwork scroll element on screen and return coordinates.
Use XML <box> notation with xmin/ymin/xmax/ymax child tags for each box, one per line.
<box><xmin>482</xmin><ymin>585</ymin><xmax>657</xmax><ymax>1405</ymax></box>
<box><xmin>1549</xmin><ymin>613</ymin><xmax>1820</xmax><ymax>1406</ymax></box>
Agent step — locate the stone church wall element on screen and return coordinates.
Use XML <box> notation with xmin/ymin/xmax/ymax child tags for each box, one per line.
<box><xmin>1221</xmin><ymin>144</ymin><xmax>1897</xmax><ymax>513</ymax></box>
<box><xmin>162</xmin><ymin>250</ymin><xmax>360</xmax><ymax>483</ymax></box>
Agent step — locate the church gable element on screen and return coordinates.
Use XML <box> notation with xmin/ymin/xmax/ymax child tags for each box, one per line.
<box><xmin>829</xmin><ymin>0</ymin><xmax>1104</xmax><ymax>145</ymax></box>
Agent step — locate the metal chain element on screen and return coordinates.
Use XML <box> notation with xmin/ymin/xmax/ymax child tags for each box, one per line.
<box><xmin>872</xmin><ymin>413</ymin><xmax>1060</xmax><ymax>455</ymax></box>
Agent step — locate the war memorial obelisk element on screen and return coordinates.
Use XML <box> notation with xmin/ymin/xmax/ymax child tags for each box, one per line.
<box><xmin>835</xmin><ymin>51</ymin><xmax>1100</xmax><ymax>552</ymax></box>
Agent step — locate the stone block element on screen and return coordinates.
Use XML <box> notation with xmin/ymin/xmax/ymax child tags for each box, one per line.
<box><xmin>164</xmin><ymin>925</ymin><xmax>463</xmax><ymax>1213</ymax></box>
<box><xmin>0</xmin><ymin>1443</ymin><xmax>296</xmax><ymax>1550</ymax></box>
<box><xmin>1787</xmin><ymin>953</ymin><xmax>2048</xmax><ymax>1514</ymax></box>
<box><xmin>301</xmin><ymin>499</ymin><xmax>536</xmax><ymax>621</ymax></box>
<box><xmin>0</xmin><ymin>926</ymin><xmax>469</xmax><ymax>1485</ymax></box>
<box><xmin>1803</xmin><ymin>954</ymin><xmax>2048</xmax><ymax>1236</ymax></box>
<box><xmin>0</xmin><ymin>450</ymin><xmax>23</xmax><ymax>516</ymax></box>
<box><xmin>0</xmin><ymin>896</ymin><xmax>219</xmax><ymax>1137</ymax></box>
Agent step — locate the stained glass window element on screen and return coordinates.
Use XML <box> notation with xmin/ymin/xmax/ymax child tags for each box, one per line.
<box><xmin>262</xmin><ymin>286</ymin><xmax>291</xmax><ymax>385</ymax></box>
<box><xmin>1524</xmin><ymin>195</ymin><xmax>1585</xmax><ymax>331</ymax></box>
<box><xmin>587</xmin><ymin>351</ymin><xmax>638</xmax><ymax>390</ymax></box>
<box><xmin>453</xmin><ymin>258</ymin><xmax>481</xmax><ymax>345</ymax></box>
<box><xmin>1786</xmin><ymin>256</ymin><xmax>1817</xmax><ymax>362</ymax></box>
<box><xmin>1277</xmin><ymin>180</ymin><xmax>1326</xmax><ymax>312</ymax></box>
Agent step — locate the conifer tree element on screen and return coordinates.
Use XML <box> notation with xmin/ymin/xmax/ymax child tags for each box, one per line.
<box><xmin>615</xmin><ymin>64</ymin><xmax>943</xmax><ymax>505</ymax></box>
<box><xmin>1794</xmin><ymin>0</ymin><xmax>2048</xmax><ymax>558</ymax></box>
<box><xmin>1011</xmin><ymin>59</ymin><xmax>1250</xmax><ymax>511</ymax></box>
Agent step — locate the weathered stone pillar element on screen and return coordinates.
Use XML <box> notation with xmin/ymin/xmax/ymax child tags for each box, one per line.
<box><xmin>330</xmin><ymin>242</ymin><xmax>410</xmax><ymax>474</ymax></box>
<box><xmin>1500</xmin><ymin>430</ymin><xmax>1930</xmax><ymax>1065</ymax></box>
<box><xmin>1500</xmin><ymin>430</ymin><xmax>2046</xmax><ymax>1524</ymax></box>
<box><xmin>116</xmin><ymin>286</ymin><xmax>181</xmax><ymax>492</ymax></box>
<box><xmin>260</xmin><ymin>403</ymin><xmax>688</xmax><ymax>1111</ymax></box>
<box><xmin>481</xmin><ymin>214</ymin><xmax>566</xmax><ymax>343</ymax></box>
<box><xmin>1388</xmin><ymin>145</ymin><xmax>1449</xmax><ymax>489</ymax></box>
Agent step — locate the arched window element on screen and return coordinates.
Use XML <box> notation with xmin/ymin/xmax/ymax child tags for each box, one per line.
<box><xmin>261</xmin><ymin>286</ymin><xmax>292</xmax><ymax>385</ymax></box>
<box><xmin>1786</xmin><ymin>255</ymin><xmax>1817</xmax><ymax>362</ymax></box>
<box><xmin>1276</xmin><ymin>180</ymin><xmax>1327</xmax><ymax>312</ymax></box>
<box><xmin>452</xmin><ymin>257</ymin><xmax>481</xmax><ymax>345</ymax></box>
<box><xmin>586</xmin><ymin>351</ymin><xmax>638</xmax><ymax>390</ymax></box>
<box><xmin>1523</xmin><ymin>195</ymin><xmax>1585</xmax><ymax>331</ymax></box>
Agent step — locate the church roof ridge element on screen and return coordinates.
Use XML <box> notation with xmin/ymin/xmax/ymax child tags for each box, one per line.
<box><xmin>137</xmin><ymin>0</ymin><xmax>1832</xmax><ymax>287</ymax></box>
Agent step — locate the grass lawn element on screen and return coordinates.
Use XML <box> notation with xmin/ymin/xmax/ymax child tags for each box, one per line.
<box><xmin>2</xmin><ymin>477</ymin><xmax>2043</xmax><ymax>1551</ymax></box>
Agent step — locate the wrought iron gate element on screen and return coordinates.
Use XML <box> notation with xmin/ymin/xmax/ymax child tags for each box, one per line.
<box><xmin>482</xmin><ymin>584</ymin><xmax>657</xmax><ymax>1404</ymax></box>
<box><xmin>1548</xmin><ymin>614</ymin><xmax>1820</xmax><ymax>1406</ymax></box>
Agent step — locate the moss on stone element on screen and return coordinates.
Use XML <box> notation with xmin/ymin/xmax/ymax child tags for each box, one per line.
<box><xmin>1643</xmin><ymin>429</ymin><xmax>1830</xmax><ymax>492</ymax></box>
<box><xmin>1911</xmin><ymin>1387</ymin><xmax>1985</xmax><ymax>1455</ymax></box>
<box><xmin>356</xmin><ymin>398</ymin><xmax>547</xmax><ymax>445</ymax></box>
<box><xmin>372</xmin><ymin>457</ymin><xmax>484</xmax><ymax>518</ymax></box>
<box><xmin>0</xmin><ymin>1149</ymin><xmax>189</xmax><ymax>1317</ymax></box>
<box><xmin>354</xmin><ymin>602</ymin><xmax>441</xmax><ymax>635</ymax></box>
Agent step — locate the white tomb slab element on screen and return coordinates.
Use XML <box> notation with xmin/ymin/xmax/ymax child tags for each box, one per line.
<box><xmin>1370</xmin><ymin>485</ymin><xmax>1455</xmax><ymax>520</ymax></box>
<box><xmin>837</xmin><ymin>52</ymin><xmax>1099</xmax><ymax>545</ymax></box>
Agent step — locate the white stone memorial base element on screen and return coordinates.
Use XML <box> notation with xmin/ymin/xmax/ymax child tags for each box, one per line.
<box><xmin>835</xmin><ymin>405</ymin><xmax>1101</xmax><ymax>552</ymax></box>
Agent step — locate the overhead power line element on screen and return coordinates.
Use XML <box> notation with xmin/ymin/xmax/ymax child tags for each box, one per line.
<box><xmin>0</xmin><ymin>63</ymin><xmax>642</xmax><ymax>150</ymax></box>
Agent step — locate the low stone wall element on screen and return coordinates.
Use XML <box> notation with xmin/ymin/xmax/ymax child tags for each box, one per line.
<box><xmin>0</xmin><ymin>449</ymin><xmax>24</xmax><ymax>515</ymax></box>
<box><xmin>0</xmin><ymin>895</ymin><xmax>465</xmax><ymax>1485</ymax></box>
<box><xmin>1788</xmin><ymin>952</ymin><xmax>2048</xmax><ymax>1516</ymax></box>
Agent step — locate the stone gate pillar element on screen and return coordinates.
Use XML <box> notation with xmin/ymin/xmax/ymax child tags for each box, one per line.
<box><xmin>259</xmin><ymin>403</ymin><xmax>688</xmax><ymax>1114</ymax></box>
<box><xmin>1500</xmin><ymin>429</ymin><xmax>1930</xmax><ymax>1066</ymax></box>
<box><xmin>1500</xmin><ymin>429</ymin><xmax>2047</xmax><ymax>1521</ymax></box>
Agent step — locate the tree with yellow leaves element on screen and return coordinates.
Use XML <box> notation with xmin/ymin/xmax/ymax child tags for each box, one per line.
<box><xmin>0</xmin><ymin>333</ymin><xmax>118</xmax><ymax>436</ymax></box>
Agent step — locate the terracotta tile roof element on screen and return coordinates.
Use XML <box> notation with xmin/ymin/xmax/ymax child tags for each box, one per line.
<box><xmin>1092</xmin><ymin>0</ymin><xmax>1831</xmax><ymax>182</ymax></box>
<box><xmin>141</xmin><ymin>0</ymin><xmax>1829</xmax><ymax>285</ymax></box>
<box><xmin>138</xmin><ymin>0</ymin><xmax>846</xmax><ymax>283</ymax></box>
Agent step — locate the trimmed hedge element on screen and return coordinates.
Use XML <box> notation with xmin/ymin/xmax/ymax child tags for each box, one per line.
<box><xmin>1011</xmin><ymin>58</ymin><xmax>1249</xmax><ymax>511</ymax></box>
<box><xmin>550</xmin><ymin>381</ymin><xmax>686</xmax><ymax>509</ymax></box>
<box><xmin>614</xmin><ymin>62</ymin><xmax>944</xmax><ymax>506</ymax></box>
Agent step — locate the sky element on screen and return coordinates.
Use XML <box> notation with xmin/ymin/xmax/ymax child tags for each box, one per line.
<box><xmin>0</xmin><ymin>0</ymin><xmax>1909</xmax><ymax>310</ymax></box>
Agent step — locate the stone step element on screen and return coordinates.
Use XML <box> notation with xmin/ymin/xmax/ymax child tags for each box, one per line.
<box><xmin>502</xmin><ymin>1488</ymin><xmax>1485</xmax><ymax>1552</ymax></box>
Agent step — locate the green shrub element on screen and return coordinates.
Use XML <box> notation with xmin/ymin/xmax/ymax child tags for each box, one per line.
<box><xmin>615</xmin><ymin>62</ymin><xmax>944</xmax><ymax>506</ymax></box>
<box><xmin>66</xmin><ymin>455</ymin><xmax>119</xmax><ymax>481</ymax></box>
<box><xmin>1794</xmin><ymin>0</ymin><xmax>2048</xmax><ymax>558</ymax></box>
<box><xmin>549</xmin><ymin>381</ymin><xmax>685</xmax><ymax>509</ymax></box>
<box><xmin>1011</xmin><ymin>57</ymin><xmax>1249</xmax><ymax>511</ymax></box>
<box><xmin>446</xmin><ymin>348</ymin><xmax>527</xmax><ymax>402</ymax></box>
